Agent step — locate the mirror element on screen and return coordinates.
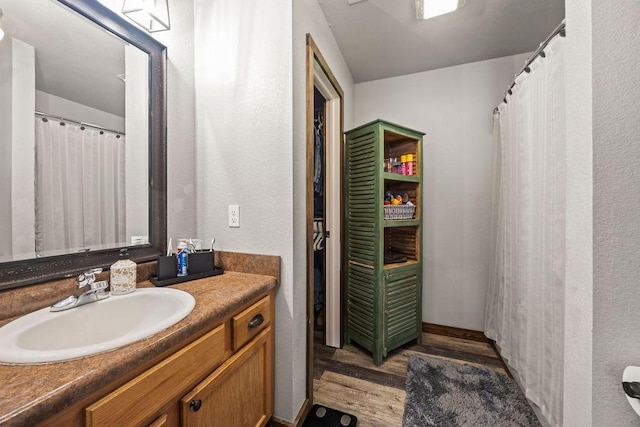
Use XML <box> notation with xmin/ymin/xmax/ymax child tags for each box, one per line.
<box><xmin>0</xmin><ymin>0</ymin><xmax>166</xmax><ymax>290</ymax></box>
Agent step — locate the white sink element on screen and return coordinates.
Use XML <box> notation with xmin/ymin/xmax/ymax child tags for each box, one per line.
<box><xmin>0</xmin><ymin>288</ymin><xmax>195</xmax><ymax>364</ymax></box>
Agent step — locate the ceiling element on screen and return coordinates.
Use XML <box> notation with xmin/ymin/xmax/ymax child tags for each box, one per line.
<box><xmin>0</xmin><ymin>0</ymin><xmax>127</xmax><ymax>117</ymax></box>
<box><xmin>317</xmin><ymin>0</ymin><xmax>565</xmax><ymax>83</ymax></box>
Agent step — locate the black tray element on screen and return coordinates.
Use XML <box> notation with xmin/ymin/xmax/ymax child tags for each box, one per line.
<box><xmin>150</xmin><ymin>267</ymin><xmax>224</xmax><ymax>287</ymax></box>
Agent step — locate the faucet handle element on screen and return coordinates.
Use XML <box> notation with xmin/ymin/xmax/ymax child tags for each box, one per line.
<box><xmin>77</xmin><ymin>268</ymin><xmax>103</xmax><ymax>287</ymax></box>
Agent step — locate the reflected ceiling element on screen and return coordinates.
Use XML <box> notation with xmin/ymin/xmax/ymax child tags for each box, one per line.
<box><xmin>0</xmin><ymin>0</ymin><xmax>126</xmax><ymax>116</ymax></box>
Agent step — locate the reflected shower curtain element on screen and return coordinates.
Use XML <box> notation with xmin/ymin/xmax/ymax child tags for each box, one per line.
<box><xmin>485</xmin><ymin>34</ymin><xmax>566</xmax><ymax>426</ymax></box>
<box><xmin>35</xmin><ymin>118</ymin><xmax>126</xmax><ymax>255</ymax></box>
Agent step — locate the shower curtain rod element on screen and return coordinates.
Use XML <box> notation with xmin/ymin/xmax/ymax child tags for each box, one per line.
<box><xmin>493</xmin><ymin>19</ymin><xmax>566</xmax><ymax>114</ymax></box>
<box><xmin>35</xmin><ymin>111</ymin><xmax>125</xmax><ymax>137</ymax></box>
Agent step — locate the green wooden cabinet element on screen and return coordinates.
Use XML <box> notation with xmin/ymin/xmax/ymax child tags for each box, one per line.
<box><xmin>344</xmin><ymin>119</ymin><xmax>424</xmax><ymax>365</ymax></box>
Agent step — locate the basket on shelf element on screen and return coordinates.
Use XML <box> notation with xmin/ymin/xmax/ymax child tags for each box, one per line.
<box><xmin>383</xmin><ymin>204</ymin><xmax>415</xmax><ymax>220</ymax></box>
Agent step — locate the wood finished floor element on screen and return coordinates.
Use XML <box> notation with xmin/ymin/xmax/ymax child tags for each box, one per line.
<box><xmin>312</xmin><ymin>330</ymin><xmax>505</xmax><ymax>427</ymax></box>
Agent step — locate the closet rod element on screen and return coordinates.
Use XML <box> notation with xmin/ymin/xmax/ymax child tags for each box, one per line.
<box><xmin>493</xmin><ymin>19</ymin><xmax>566</xmax><ymax>114</ymax></box>
<box><xmin>35</xmin><ymin>111</ymin><xmax>125</xmax><ymax>137</ymax></box>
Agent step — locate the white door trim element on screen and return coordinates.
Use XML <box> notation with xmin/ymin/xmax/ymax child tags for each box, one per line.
<box><xmin>313</xmin><ymin>60</ymin><xmax>341</xmax><ymax>348</ymax></box>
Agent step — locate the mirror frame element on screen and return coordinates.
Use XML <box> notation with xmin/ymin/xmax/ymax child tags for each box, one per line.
<box><xmin>0</xmin><ymin>0</ymin><xmax>167</xmax><ymax>291</ymax></box>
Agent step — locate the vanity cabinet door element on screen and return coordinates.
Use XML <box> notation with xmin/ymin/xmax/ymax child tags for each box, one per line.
<box><xmin>85</xmin><ymin>324</ymin><xmax>226</xmax><ymax>427</ymax></box>
<box><xmin>181</xmin><ymin>327</ymin><xmax>273</xmax><ymax>427</ymax></box>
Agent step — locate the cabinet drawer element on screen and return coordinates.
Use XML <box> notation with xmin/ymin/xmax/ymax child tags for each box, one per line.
<box><xmin>85</xmin><ymin>324</ymin><xmax>226</xmax><ymax>427</ymax></box>
<box><xmin>233</xmin><ymin>295</ymin><xmax>271</xmax><ymax>351</ymax></box>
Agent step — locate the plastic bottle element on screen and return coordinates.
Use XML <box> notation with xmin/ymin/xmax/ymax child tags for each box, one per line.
<box><xmin>407</xmin><ymin>154</ymin><xmax>414</xmax><ymax>175</ymax></box>
<box><xmin>176</xmin><ymin>239</ymin><xmax>189</xmax><ymax>276</ymax></box>
<box><xmin>110</xmin><ymin>248</ymin><xmax>137</xmax><ymax>295</ymax></box>
<box><xmin>401</xmin><ymin>155</ymin><xmax>407</xmax><ymax>175</ymax></box>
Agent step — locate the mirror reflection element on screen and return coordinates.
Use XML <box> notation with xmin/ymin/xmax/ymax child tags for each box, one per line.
<box><xmin>0</xmin><ymin>0</ymin><xmax>149</xmax><ymax>263</ymax></box>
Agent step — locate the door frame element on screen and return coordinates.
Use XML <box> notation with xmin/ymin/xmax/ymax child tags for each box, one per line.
<box><xmin>305</xmin><ymin>34</ymin><xmax>344</xmax><ymax>401</ymax></box>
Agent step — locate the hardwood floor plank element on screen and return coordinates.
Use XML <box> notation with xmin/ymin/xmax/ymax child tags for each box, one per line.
<box><xmin>423</xmin><ymin>332</ymin><xmax>498</xmax><ymax>358</ymax></box>
<box><xmin>422</xmin><ymin>323</ymin><xmax>488</xmax><ymax>342</ymax></box>
<box><xmin>311</xmin><ymin>328</ymin><xmax>508</xmax><ymax>426</ymax></box>
<box><xmin>332</xmin><ymin>345</ymin><xmax>410</xmax><ymax>377</ymax></box>
<box><xmin>321</xmin><ymin>354</ymin><xmax>406</xmax><ymax>390</ymax></box>
<box><xmin>314</xmin><ymin>372</ymin><xmax>406</xmax><ymax>427</ymax></box>
<box><xmin>401</xmin><ymin>348</ymin><xmax>507</xmax><ymax>374</ymax></box>
<box><xmin>313</xmin><ymin>331</ymin><xmax>337</xmax><ymax>380</ymax></box>
<box><xmin>406</xmin><ymin>341</ymin><xmax>504</xmax><ymax>369</ymax></box>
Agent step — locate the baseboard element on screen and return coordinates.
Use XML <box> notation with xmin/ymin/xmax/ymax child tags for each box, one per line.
<box><xmin>422</xmin><ymin>322</ymin><xmax>489</xmax><ymax>343</ymax></box>
<box><xmin>487</xmin><ymin>339</ymin><xmax>515</xmax><ymax>379</ymax></box>
<box><xmin>269</xmin><ymin>416</ymin><xmax>292</xmax><ymax>427</ymax></box>
<box><xmin>270</xmin><ymin>398</ymin><xmax>311</xmax><ymax>427</ymax></box>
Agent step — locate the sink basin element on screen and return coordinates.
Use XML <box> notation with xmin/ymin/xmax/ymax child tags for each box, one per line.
<box><xmin>0</xmin><ymin>288</ymin><xmax>195</xmax><ymax>364</ymax></box>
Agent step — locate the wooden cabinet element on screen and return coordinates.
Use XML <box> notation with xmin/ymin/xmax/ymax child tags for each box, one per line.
<box><xmin>181</xmin><ymin>328</ymin><xmax>272</xmax><ymax>427</ymax></box>
<box><xmin>344</xmin><ymin>119</ymin><xmax>424</xmax><ymax>365</ymax></box>
<box><xmin>85</xmin><ymin>292</ymin><xmax>274</xmax><ymax>427</ymax></box>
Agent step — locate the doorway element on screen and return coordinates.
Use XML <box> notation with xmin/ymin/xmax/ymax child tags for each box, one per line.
<box><xmin>305</xmin><ymin>34</ymin><xmax>344</xmax><ymax>403</ymax></box>
<box><xmin>313</xmin><ymin>87</ymin><xmax>327</xmax><ymax>335</ymax></box>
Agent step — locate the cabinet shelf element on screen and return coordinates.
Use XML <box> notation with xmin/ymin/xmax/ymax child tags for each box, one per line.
<box><xmin>383</xmin><ymin>219</ymin><xmax>420</xmax><ymax>228</ymax></box>
<box><xmin>344</xmin><ymin>119</ymin><xmax>424</xmax><ymax>366</ymax></box>
<box><xmin>383</xmin><ymin>259</ymin><xmax>420</xmax><ymax>270</ymax></box>
<box><xmin>382</xmin><ymin>172</ymin><xmax>421</xmax><ymax>183</ymax></box>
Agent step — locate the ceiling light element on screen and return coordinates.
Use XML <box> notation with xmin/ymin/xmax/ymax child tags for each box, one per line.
<box><xmin>122</xmin><ymin>0</ymin><xmax>170</xmax><ymax>33</ymax></box>
<box><xmin>416</xmin><ymin>0</ymin><xmax>465</xmax><ymax>20</ymax></box>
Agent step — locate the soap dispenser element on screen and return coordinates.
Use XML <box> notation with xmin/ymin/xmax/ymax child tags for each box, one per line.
<box><xmin>110</xmin><ymin>248</ymin><xmax>137</xmax><ymax>295</ymax></box>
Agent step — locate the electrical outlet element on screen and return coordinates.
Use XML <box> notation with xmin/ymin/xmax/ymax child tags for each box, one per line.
<box><xmin>228</xmin><ymin>205</ymin><xmax>240</xmax><ymax>228</ymax></box>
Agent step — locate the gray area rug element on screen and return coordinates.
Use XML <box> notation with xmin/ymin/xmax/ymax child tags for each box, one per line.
<box><xmin>403</xmin><ymin>354</ymin><xmax>540</xmax><ymax>427</ymax></box>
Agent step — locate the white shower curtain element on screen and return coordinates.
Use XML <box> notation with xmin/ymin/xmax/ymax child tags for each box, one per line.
<box><xmin>35</xmin><ymin>117</ymin><xmax>126</xmax><ymax>256</ymax></box>
<box><xmin>485</xmin><ymin>34</ymin><xmax>566</xmax><ymax>426</ymax></box>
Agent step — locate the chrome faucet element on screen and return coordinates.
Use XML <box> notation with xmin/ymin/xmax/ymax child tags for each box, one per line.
<box><xmin>50</xmin><ymin>268</ymin><xmax>110</xmax><ymax>312</ymax></box>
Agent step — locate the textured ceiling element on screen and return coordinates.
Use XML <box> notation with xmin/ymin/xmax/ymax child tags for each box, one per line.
<box><xmin>318</xmin><ymin>0</ymin><xmax>565</xmax><ymax>83</ymax></box>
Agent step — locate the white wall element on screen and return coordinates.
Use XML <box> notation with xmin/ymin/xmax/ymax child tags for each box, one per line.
<box><xmin>563</xmin><ymin>0</ymin><xmax>593</xmax><ymax>425</ymax></box>
<box><xmin>192</xmin><ymin>0</ymin><xmax>297</xmax><ymax>421</ymax></box>
<box><xmin>591</xmin><ymin>1</ymin><xmax>640</xmax><ymax>425</ymax></box>
<box><xmin>355</xmin><ymin>54</ymin><xmax>528</xmax><ymax>331</ymax></box>
<box><xmin>0</xmin><ymin>37</ymin><xmax>12</xmax><ymax>258</ymax></box>
<box><xmin>125</xmin><ymin>45</ymin><xmax>150</xmax><ymax>243</ymax></box>
<box><xmin>293</xmin><ymin>0</ymin><xmax>356</xmax><ymax>414</ymax></box>
<box><xmin>10</xmin><ymin>39</ymin><xmax>35</xmax><ymax>260</ymax></box>
<box><xmin>98</xmin><ymin>0</ymin><xmax>197</xmax><ymax>242</ymax></box>
<box><xmin>35</xmin><ymin>91</ymin><xmax>125</xmax><ymax>132</ymax></box>
<box><xmin>0</xmin><ymin>38</ymin><xmax>36</xmax><ymax>261</ymax></box>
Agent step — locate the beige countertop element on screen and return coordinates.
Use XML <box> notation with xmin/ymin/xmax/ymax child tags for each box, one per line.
<box><xmin>0</xmin><ymin>271</ymin><xmax>277</xmax><ymax>426</ymax></box>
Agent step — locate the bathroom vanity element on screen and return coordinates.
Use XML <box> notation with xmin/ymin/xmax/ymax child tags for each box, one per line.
<box><xmin>0</xmin><ymin>271</ymin><xmax>276</xmax><ymax>427</ymax></box>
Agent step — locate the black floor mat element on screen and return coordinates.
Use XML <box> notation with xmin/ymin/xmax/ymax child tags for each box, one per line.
<box><xmin>302</xmin><ymin>404</ymin><xmax>358</xmax><ymax>427</ymax></box>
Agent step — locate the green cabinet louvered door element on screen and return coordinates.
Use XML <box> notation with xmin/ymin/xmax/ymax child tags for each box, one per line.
<box><xmin>344</xmin><ymin>120</ymin><xmax>424</xmax><ymax>365</ymax></box>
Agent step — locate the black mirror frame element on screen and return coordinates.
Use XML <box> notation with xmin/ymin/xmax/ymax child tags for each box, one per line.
<box><xmin>0</xmin><ymin>0</ymin><xmax>167</xmax><ymax>291</ymax></box>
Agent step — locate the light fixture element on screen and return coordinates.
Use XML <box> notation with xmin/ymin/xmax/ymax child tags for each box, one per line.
<box><xmin>416</xmin><ymin>0</ymin><xmax>465</xmax><ymax>20</ymax></box>
<box><xmin>122</xmin><ymin>0</ymin><xmax>170</xmax><ymax>33</ymax></box>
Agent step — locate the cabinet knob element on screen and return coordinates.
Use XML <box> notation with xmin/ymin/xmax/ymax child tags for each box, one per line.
<box><xmin>248</xmin><ymin>313</ymin><xmax>264</xmax><ymax>329</ymax></box>
<box><xmin>190</xmin><ymin>399</ymin><xmax>202</xmax><ymax>412</ymax></box>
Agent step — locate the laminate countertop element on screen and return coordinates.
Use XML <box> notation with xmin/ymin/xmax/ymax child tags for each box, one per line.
<box><xmin>0</xmin><ymin>272</ymin><xmax>277</xmax><ymax>426</ymax></box>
